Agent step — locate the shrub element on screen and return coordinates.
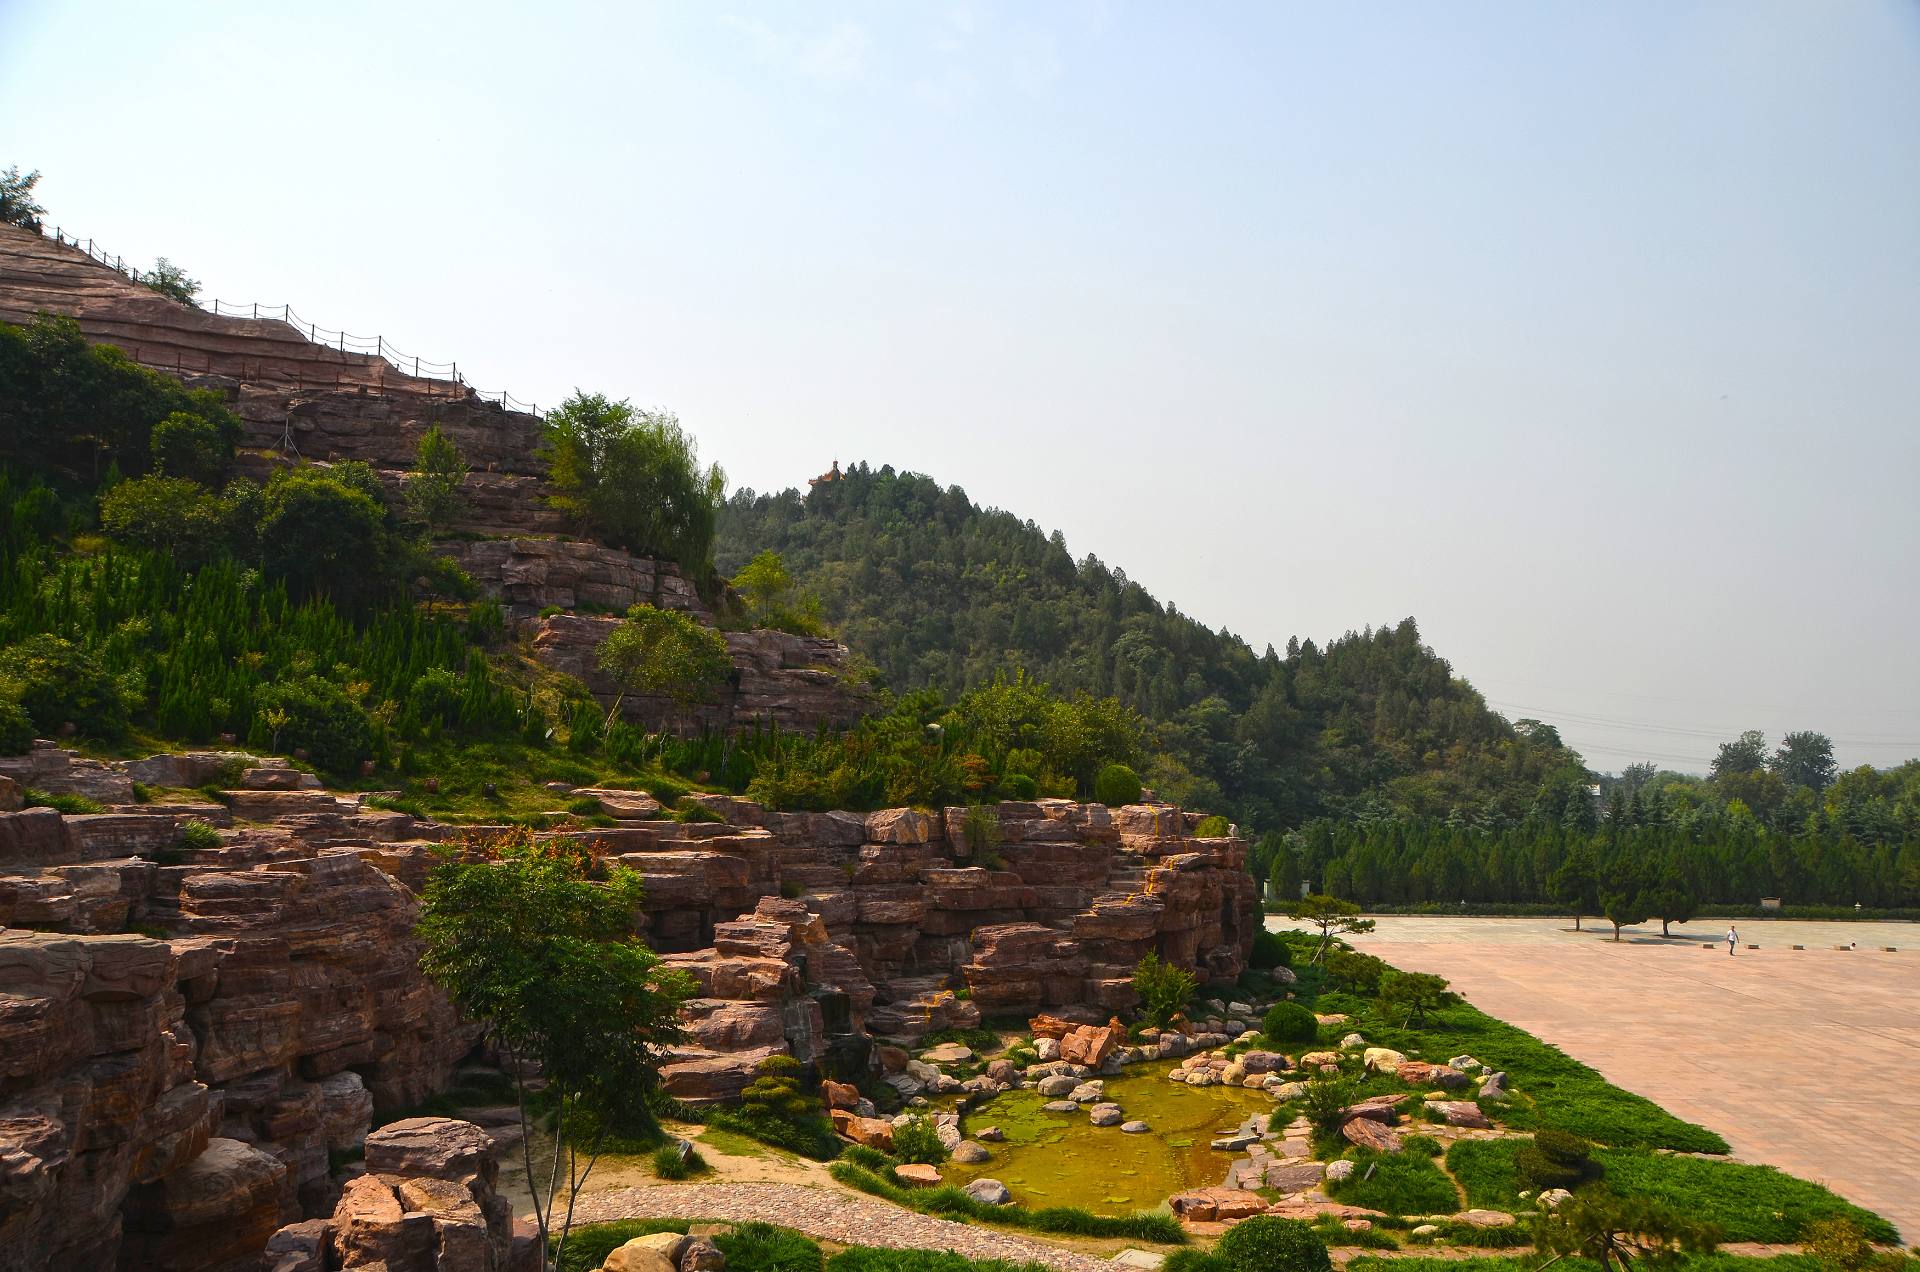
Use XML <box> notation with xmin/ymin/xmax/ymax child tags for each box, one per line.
<box><xmin>408</xmin><ymin>668</ymin><xmax>463</xmax><ymax>728</ymax></box>
<box><xmin>1193</xmin><ymin>814</ymin><xmax>1231</xmax><ymax>837</ymax></box>
<box><xmin>1403</xmin><ymin>1133</ymin><xmax>1443</xmax><ymax>1158</ymax></box>
<box><xmin>998</xmin><ymin>772</ymin><xmax>1038</xmax><ymax>800</ymax></box>
<box><xmin>715</xmin><ymin>1222</ymin><xmax>824</xmax><ymax>1272</ymax></box>
<box><xmin>150</xmin><ymin>411</ymin><xmax>231</xmax><ymax>483</ymax></box>
<box><xmin>1249</xmin><ymin>928</ymin><xmax>1292</xmax><ymax>969</ymax></box>
<box><xmin>1301</xmin><ymin>1077</ymin><xmax>1356</xmax><ymax>1139</ymax></box>
<box><xmin>1093</xmin><ymin>763</ymin><xmax>1141</xmax><ymax>807</ymax></box>
<box><xmin>1516</xmin><ymin>1129</ymin><xmax>1603</xmax><ymax>1192</ymax></box>
<box><xmin>180</xmin><ymin>820</ymin><xmax>222</xmax><ymax>851</ymax></box>
<box><xmin>257</xmin><ymin>466</ymin><xmax>393</xmax><ymax>608</ymax></box>
<box><xmin>1263</xmin><ymin>1001</ymin><xmax>1318</xmax><ymax>1044</ymax></box>
<box><xmin>1132</xmin><ymin>951</ymin><xmax>1197</xmax><ymax>1027</ymax></box>
<box><xmin>98</xmin><ymin>474</ymin><xmax>240</xmax><ymax>565</ymax></box>
<box><xmin>253</xmin><ymin>676</ymin><xmax>373</xmax><ymax>775</ymax></box>
<box><xmin>649</xmin><ymin>1142</ymin><xmax>707</xmax><ymax>1180</ymax></box>
<box><xmin>1323</xmin><ymin>947</ymin><xmax>1387</xmax><ymax>993</ymax></box>
<box><xmin>702</xmin><ymin>1105</ymin><xmax>841</xmax><ymax>1161</ymax></box>
<box><xmin>0</xmin><ymin>634</ymin><xmax>134</xmax><ymax>738</ymax></box>
<box><xmin>891</xmin><ymin>1115</ymin><xmax>947</xmax><ymax>1166</ymax></box>
<box><xmin>0</xmin><ymin>697</ymin><xmax>32</xmax><ymax>754</ymax></box>
<box><xmin>961</xmin><ymin>804</ymin><xmax>1001</xmax><ymax>860</ymax></box>
<box><xmin>1214</xmin><ymin>1216</ymin><xmax>1331</xmax><ymax>1272</ymax></box>
<box><xmin>25</xmin><ymin>788</ymin><xmax>104</xmax><ymax>814</ymax></box>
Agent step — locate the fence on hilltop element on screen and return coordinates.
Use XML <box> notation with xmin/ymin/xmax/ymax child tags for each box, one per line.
<box><xmin>40</xmin><ymin>224</ymin><xmax>541</xmax><ymax>417</ymax></box>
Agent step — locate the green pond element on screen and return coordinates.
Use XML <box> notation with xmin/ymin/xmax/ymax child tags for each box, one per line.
<box><xmin>937</xmin><ymin>1059</ymin><xmax>1275</xmax><ymax>1215</ymax></box>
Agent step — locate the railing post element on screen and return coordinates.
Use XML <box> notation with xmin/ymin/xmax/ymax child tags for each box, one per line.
<box><xmin>253</xmin><ymin>303</ymin><xmax>259</xmax><ymax>319</ymax></box>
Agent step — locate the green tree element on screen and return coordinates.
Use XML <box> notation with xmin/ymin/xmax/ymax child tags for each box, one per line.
<box><xmin>1376</xmin><ymin>968</ymin><xmax>1456</xmax><ymax>1026</ymax></box>
<box><xmin>1131</xmin><ymin>950</ymin><xmax>1197</xmax><ymax>1026</ymax></box>
<box><xmin>1642</xmin><ymin>869</ymin><xmax>1697</xmax><ymax>938</ymax></box>
<box><xmin>541</xmin><ymin>392</ymin><xmax>724</xmax><ymax>573</ymax></box>
<box><xmin>139</xmin><ymin>257</ymin><xmax>200</xmax><ymax>306</ymax></box>
<box><xmin>1214</xmin><ymin>1215</ymin><xmax>1331</xmax><ymax>1272</ymax></box>
<box><xmin>150</xmin><ymin>411</ymin><xmax>231</xmax><ymax>483</ymax></box>
<box><xmin>257</xmin><ymin>465</ymin><xmax>393</xmax><ymax>608</ymax></box>
<box><xmin>1771</xmin><ymin>731</ymin><xmax>1838</xmax><ymax>795</ymax></box>
<box><xmin>403</xmin><ymin>423</ymin><xmax>468</xmax><ymax>534</ymax></box>
<box><xmin>0</xmin><ymin>634</ymin><xmax>135</xmax><ymax>739</ymax></box>
<box><xmin>417</xmin><ymin>829</ymin><xmax>692</xmax><ymax>1272</ymax></box>
<box><xmin>0</xmin><ymin>165</ymin><xmax>45</xmax><ymax>230</ymax></box>
<box><xmin>1288</xmin><ymin>893</ymin><xmax>1375</xmax><ymax>964</ymax></box>
<box><xmin>1601</xmin><ymin>876</ymin><xmax>1649</xmax><ymax>943</ymax></box>
<box><xmin>99</xmin><ymin>475</ymin><xmax>241</xmax><ymax>566</ymax></box>
<box><xmin>733</xmin><ymin>548</ymin><xmax>793</xmax><ymax>626</ymax></box>
<box><xmin>1531</xmin><ymin>1189</ymin><xmax>1719</xmax><ymax>1272</ymax></box>
<box><xmin>1710</xmin><ymin>729</ymin><xmax>1770</xmax><ymax>781</ymax></box>
<box><xmin>1549</xmin><ymin>845</ymin><xmax>1601</xmax><ymax>931</ymax></box>
<box><xmin>595</xmin><ymin>604</ymin><xmax>732</xmax><ymax>727</ymax></box>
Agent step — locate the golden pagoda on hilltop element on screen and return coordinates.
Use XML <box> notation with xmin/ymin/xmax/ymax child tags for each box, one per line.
<box><xmin>808</xmin><ymin>459</ymin><xmax>843</xmax><ymax>488</ymax></box>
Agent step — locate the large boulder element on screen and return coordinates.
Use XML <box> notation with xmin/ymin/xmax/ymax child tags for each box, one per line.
<box><xmin>1342</xmin><ymin>1118</ymin><xmax>1403</xmax><ymax>1153</ymax></box>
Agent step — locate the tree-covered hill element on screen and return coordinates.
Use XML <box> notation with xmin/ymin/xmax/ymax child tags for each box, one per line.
<box><xmin>717</xmin><ymin>462</ymin><xmax>1588</xmax><ymax>832</ymax></box>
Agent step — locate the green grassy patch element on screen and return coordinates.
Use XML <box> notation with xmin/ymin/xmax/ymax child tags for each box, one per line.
<box><xmin>826</xmin><ymin>1161</ymin><xmax>1185</xmax><ymax>1244</ymax></box>
<box><xmin>1325</xmin><ymin>996</ymin><xmax>1728</xmax><ymax>1154</ymax></box>
<box><xmin>1596</xmin><ymin>1149</ymin><xmax>1899</xmax><ymax>1244</ymax></box>
<box><xmin>1324</xmin><ymin>1148</ymin><xmax>1461</xmax><ymax>1215</ymax></box>
<box><xmin>554</xmin><ymin>1218</ymin><xmax>691</xmax><ymax>1272</ymax></box>
<box><xmin>696</xmin><ymin>1125</ymin><xmax>792</xmax><ymax>1161</ymax></box>
<box><xmin>1443</xmin><ymin>1138</ymin><xmax>1898</xmax><ymax>1244</ymax></box>
<box><xmin>1350</xmin><ymin>1259</ymin><xmax>1829</xmax><ymax>1272</ymax></box>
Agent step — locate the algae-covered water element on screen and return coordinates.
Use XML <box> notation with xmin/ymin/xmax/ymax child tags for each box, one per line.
<box><xmin>938</xmin><ymin>1059</ymin><xmax>1274</xmax><ymax>1214</ymax></box>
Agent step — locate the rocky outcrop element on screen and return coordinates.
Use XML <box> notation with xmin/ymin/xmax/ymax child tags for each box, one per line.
<box><xmin>532</xmin><ymin>617</ymin><xmax>876</xmax><ymax>735</ymax></box>
<box><xmin>262</xmin><ymin>1117</ymin><xmax>534</xmax><ymax>1271</ymax></box>
<box><xmin>441</xmin><ymin>539</ymin><xmax>710</xmax><ymax>621</ymax></box>
<box><xmin>0</xmin><ymin>782</ymin><xmax>476</xmax><ymax>1272</ymax></box>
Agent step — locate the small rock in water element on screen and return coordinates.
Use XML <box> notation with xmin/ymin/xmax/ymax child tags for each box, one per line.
<box><xmin>1088</xmin><ymin>1103</ymin><xmax>1125</xmax><ymax>1127</ymax></box>
<box><xmin>964</xmin><ymin>1178</ymin><xmax>1011</xmax><ymax>1205</ymax></box>
<box><xmin>1042</xmin><ymin>1100</ymin><xmax>1079</xmax><ymax>1113</ymax></box>
<box><xmin>951</xmin><ymin>1140</ymin><xmax>990</xmax><ymax>1163</ymax></box>
<box><xmin>976</xmin><ymin>1126</ymin><xmax>1004</xmax><ymax>1142</ymax></box>
<box><xmin>1121</xmin><ymin>1120</ymin><xmax>1151</xmax><ymax>1134</ymax></box>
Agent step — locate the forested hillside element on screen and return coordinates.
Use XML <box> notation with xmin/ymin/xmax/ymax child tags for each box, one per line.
<box><xmin>717</xmin><ymin>462</ymin><xmax>1588</xmax><ymax>833</ymax></box>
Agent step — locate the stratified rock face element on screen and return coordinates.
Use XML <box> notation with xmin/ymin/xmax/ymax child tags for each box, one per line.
<box><xmin>440</xmin><ymin>539</ymin><xmax>710</xmax><ymax>622</ymax></box>
<box><xmin>533</xmin><ymin>617</ymin><xmax>876</xmax><ymax>736</ymax></box>
<box><xmin>0</xmin><ymin>775</ymin><xmax>476</xmax><ymax>1272</ymax></box>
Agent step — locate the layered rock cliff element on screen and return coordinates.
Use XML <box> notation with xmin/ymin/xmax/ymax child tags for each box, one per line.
<box><xmin>0</xmin><ymin>743</ymin><xmax>1255</xmax><ymax>1270</ymax></box>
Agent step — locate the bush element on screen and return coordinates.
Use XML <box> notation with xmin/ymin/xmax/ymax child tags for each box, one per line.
<box><xmin>0</xmin><ymin>697</ymin><xmax>32</xmax><ymax>754</ymax></box>
<box><xmin>1249</xmin><ymin>928</ymin><xmax>1292</xmax><ymax>970</ymax></box>
<box><xmin>1403</xmin><ymin>1133</ymin><xmax>1443</xmax><ymax>1158</ymax></box>
<box><xmin>1132</xmin><ymin>951</ymin><xmax>1197</xmax><ymax>1027</ymax></box>
<box><xmin>25</xmin><ymin>788</ymin><xmax>104</xmax><ymax>814</ymax></box>
<box><xmin>1515</xmin><ymin>1128</ymin><xmax>1603</xmax><ymax>1192</ymax></box>
<box><xmin>1093</xmin><ymin>763</ymin><xmax>1142</xmax><ymax>807</ymax></box>
<box><xmin>1263</xmin><ymin>1001</ymin><xmax>1318</xmax><ymax>1044</ymax></box>
<box><xmin>150</xmin><ymin>411</ymin><xmax>231</xmax><ymax>483</ymax></box>
<box><xmin>1193</xmin><ymin>814</ymin><xmax>1232</xmax><ymax>837</ymax></box>
<box><xmin>1323</xmin><ymin>947</ymin><xmax>1387</xmax><ymax>993</ymax></box>
<box><xmin>998</xmin><ymin>772</ymin><xmax>1038</xmax><ymax>800</ymax></box>
<box><xmin>180</xmin><ymin>820</ymin><xmax>222</xmax><ymax>851</ymax></box>
<box><xmin>715</xmin><ymin>1223</ymin><xmax>825</xmax><ymax>1272</ymax></box>
<box><xmin>408</xmin><ymin>668</ymin><xmax>463</xmax><ymax>728</ymax></box>
<box><xmin>1214</xmin><ymin>1216</ymin><xmax>1331</xmax><ymax>1272</ymax></box>
<box><xmin>253</xmin><ymin>676</ymin><xmax>373</xmax><ymax>775</ymax></box>
<box><xmin>258</xmin><ymin>466</ymin><xmax>393</xmax><ymax>608</ymax></box>
<box><xmin>891</xmin><ymin>1115</ymin><xmax>947</xmax><ymax>1166</ymax></box>
<box><xmin>1300</xmin><ymin>1077</ymin><xmax>1356</xmax><ymax>1139</ymax></box>
<box><xmin>649</xmin><ymin>1142</ymin><xmax>708</xmax><ymax>1180</ymax></box>
<box><xmin>0</xmin><ymin>634</ymin><xmax>135</xmax><ymax>739</ymax></box>
<box><xmin>98</xmin><ymin>474</ymin><xmax>243</xmax><ymax>565</ymax></box>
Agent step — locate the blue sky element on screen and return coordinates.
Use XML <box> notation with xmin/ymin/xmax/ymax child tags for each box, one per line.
<box><xmin>3</xmin><ymin>1</ymin><xmax>1917</xmax><ymax>772</ymax></box>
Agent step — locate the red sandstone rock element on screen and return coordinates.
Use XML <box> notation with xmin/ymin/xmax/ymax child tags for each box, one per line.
<box><xmin>1169</xmin><ymin>1187</ymin><xmax>1267</xmax><ymax>1222</ymax></box>
<box><xmin>1342</xmin><ymin>1117</ymin><xmax>1404</xmax><ymax>1152</ymax></box>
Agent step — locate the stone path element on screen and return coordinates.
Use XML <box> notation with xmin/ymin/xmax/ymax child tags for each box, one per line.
<box><xmin>1344</xmin><ymin>923</ymin><xmax>1920</xmax><ymax>1244</ymax></box>
<box><xmin>566</xmin><ymin>1182</ymin><xmax>1122</xmax><ymax>1272</ymax></box>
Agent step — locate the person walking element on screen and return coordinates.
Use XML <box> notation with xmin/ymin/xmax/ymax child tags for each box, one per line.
<box><xmin>1726</xmin><ymin>924</ymin><xmax>1738</xmax><ymax>956</ymax></box>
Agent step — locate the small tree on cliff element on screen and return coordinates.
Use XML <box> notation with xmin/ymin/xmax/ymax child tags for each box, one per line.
<box><xmin>403</xmin><ymin>423</ymin><xmax>468</xmax><ymax>534</ymax></box>
<box><xmin>1289</xmin><ymin>893</ymin><xmax>1375</xmax><ymax>965</ymax></box>
<box><xmin>416</xmin><ymin>828</ymin><xmax>692</xmax><ymax>1272</ymax></box>
<box><xmin>1132</xmin><ymin>951</ymin><xmax>1197</xmax><ymax>1026</ymax></box>
<box><xmin>595</xmin><ymin>603</ymin><xmax>732</xmax><ymax>729</ymax></box>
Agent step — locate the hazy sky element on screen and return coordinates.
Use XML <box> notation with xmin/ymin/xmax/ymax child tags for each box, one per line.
<box><xmin>4</xmin><ymin>1</ymin><xmax>1917</xmax><ymax>774</ymax></box>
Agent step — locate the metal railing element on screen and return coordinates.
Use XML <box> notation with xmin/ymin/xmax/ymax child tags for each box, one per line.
<box><xmin>41</xmin><ymin>225</ymin><xmax>539</xmax><ymax>416</ymax></box>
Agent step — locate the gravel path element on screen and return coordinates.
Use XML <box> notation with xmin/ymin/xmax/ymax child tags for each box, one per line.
<box><xmin>566</xmin><ymin>1181</ymin><xmax>1124</xmax><ymax>1271</ymax></box>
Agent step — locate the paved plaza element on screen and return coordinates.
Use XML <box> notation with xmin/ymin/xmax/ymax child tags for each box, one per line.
<box><xmin>1308</xmin><ymin>915</ymin><xmax>1920</xmax><ymax>1244</ymax></box>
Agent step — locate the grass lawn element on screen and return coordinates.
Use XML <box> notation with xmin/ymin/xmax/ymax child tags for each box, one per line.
<box><xmin>1326</xmin><ymin>1148</ymin><xmax>1462</xmax><ymax>1215</ymax></box>
<box><xmin>1443</xmin><ymin>1138</ymin><xmax>1899</xmax><ymax>1244</ymax></box>
<box><xmin>1350</xmin><ymin>1258</ymin><xmax>1829</xmax><ymax>1272</ymax></box>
